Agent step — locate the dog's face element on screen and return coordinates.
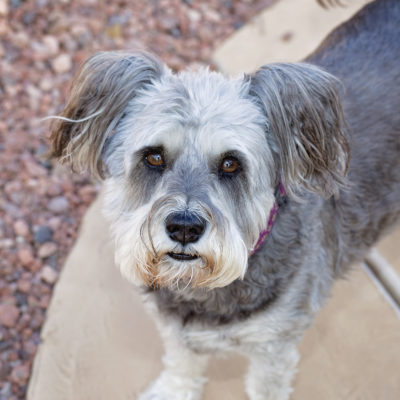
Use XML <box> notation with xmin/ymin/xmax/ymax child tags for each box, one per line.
<box><xmin>103</xmin><ymin>70</ymin><xmax>275</xmax><ymax>289</ymax></box>
<box><xmin>50</xmin><ymin>52</ymin><xmax>349</xmax><ymax>290</ymax></box>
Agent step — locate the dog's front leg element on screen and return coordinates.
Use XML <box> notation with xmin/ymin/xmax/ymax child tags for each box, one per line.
<box><xmin>139</xmin><ymin>323</ymin><xmax>210</xmax><ymax>400</ymax></box>
<box><xmin>244</xmin><ymin>341</ymin><xmax>300</xmax><ymax>400</ymax></box>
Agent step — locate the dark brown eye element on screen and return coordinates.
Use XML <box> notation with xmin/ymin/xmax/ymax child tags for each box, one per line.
<box><xmin>220</xmin><ymin>157</ymin><xmax>240</xmax><ymax>174</ymax></box>
<box><xmin>145</xmin><ymin>152</ymin><xmax>165</xmax><ymax>168</ymax></box>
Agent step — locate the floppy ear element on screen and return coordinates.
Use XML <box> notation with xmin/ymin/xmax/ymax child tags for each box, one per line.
<box><xmin>248</xmin><ymin>62</ymin><xmax>349</xmax><ymax>198</ymax></box>
<box><xmin>49</xmin><ymin>51</ymin><xmax>164</xmax><ymax>179</ymax></box>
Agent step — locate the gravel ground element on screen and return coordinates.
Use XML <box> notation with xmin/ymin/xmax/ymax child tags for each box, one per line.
<box><xmin>0</xmin><ymin>0</ymin><xmax>276</xmax><ymax>398</ymax></box>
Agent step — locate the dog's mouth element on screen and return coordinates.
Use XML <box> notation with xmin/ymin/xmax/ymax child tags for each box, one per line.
<box><xmin>167</xmin><ymin>252</ymin><xmax>199</xmax><ymax>261</ymax></box>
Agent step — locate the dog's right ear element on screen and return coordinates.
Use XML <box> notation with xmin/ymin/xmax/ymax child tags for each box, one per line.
<box><xmin>248</xmin><ymin>62</ymin><xmax>349</xmax><ymax>198</ymax></box>
<box><xmin>49</xmin><ymin>51</ymin><xmax>164</xmax><ymax>179</ymax></box>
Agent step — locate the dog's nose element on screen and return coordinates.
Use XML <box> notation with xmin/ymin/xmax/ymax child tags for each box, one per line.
<box><xmin>165</xmin><ymin>212</ymin><xmax>206</xmax><ymax>246</ymax></box>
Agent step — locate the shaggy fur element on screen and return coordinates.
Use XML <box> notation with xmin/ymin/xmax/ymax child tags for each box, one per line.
<box><xmin>49</xmin><ymin>0</ymin><xmax>400</xmax><ymax>398</ymax></box>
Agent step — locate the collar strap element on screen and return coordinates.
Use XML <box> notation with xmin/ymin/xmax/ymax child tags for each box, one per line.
<box><xmin>250</xmin><ymin>182</ymin><xmax>286</xmax><ymax>256</ymax></box>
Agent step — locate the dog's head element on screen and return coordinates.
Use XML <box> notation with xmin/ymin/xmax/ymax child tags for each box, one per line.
<box><xmin>50</xmin><ymin>51</ymin><xmax>349</xmax><ymax>290</ymax></box>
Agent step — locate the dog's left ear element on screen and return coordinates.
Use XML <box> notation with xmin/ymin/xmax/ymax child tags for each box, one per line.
<box><xmin>248</xmin><ymin>63</ymin><xmax>349</xmax><ymax>198</ymax></box>
<box><xmin>49</xmin><ymin>51</ymin><xmax>164</xmax><ymax>179</ymax></box>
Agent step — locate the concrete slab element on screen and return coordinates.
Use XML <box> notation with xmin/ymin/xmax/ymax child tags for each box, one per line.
<box><xmin>377</xmin><ymin>228</ymin><xmax>400</xmax><ymax>276</ymax></box>
<box><xmin>213</xmin><ymin>0</ymin><xmax>372</xmax><ymax>74</ymax></box>
<box><xmin>296</xmin><ymin>263</ymin><xmax>400</xmax><ymax>400</ymax></box>
<box><xmin>372</xmin><ymin>229</ymin><xmax>400</xmax><ymax>307</ymax></box>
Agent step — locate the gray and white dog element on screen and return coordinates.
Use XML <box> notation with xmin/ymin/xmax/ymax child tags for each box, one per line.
<box><xmin>49</xmin><ymin>0</ymin><xmax>400</xmax><ymax>398</ymax></box>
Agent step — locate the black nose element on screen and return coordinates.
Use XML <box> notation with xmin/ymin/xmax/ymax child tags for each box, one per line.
<box><xmin>165</xmin><ymin>212</ymin><xmax>206</xmax><ymax>246</ymax></box>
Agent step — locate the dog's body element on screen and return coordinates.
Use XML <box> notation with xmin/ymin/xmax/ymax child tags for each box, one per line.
<box><xmin>50</xmin><ymin>0</ymin><xmax>400</xmax><ymax>399</ymax></box>
<box><xmin>308</xmin><ymin>0</ymin><xmax>400</xmax><ymax>265</ymax></box>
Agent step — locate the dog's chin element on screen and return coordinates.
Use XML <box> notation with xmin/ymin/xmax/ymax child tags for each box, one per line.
<box><xmin>132</xmin><ymin>252</ymin><xmax>205</xmax><ymax>290</ymax></box>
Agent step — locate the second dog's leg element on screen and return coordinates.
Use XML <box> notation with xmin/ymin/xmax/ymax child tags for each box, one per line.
<box><xmin>139</xmin><ymin>327</ymin><xmax>210</xmax><ymax>400</ymax></box>
<box><xmin>244</xmin><ymin>342</ymin><xmax>300</xmax><ymax>400</ymax></box>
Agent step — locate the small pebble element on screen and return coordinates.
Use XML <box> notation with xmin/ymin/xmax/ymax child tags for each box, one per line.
<box><xmin>17</xmin><ymin>279</ymin><xmax>31</xmax><ymax>293</ymax></box>
<box><xmin>38</xmin><ymin>242</ymin><xmax>58</xmax><ymax>258</ymax></box>
<box><xmin>0</xmin><ymin>0</ymin><xmax>8</xmax><ymax>16</ymax></box>
<box><xmin>22</xmin><ymin>10</ymin><xmax>36</xmax><ymax>25</ymax></box>
<box><xmin>0</xmin><ymin>238</ymin><xmax>14</xmax><ymax>248</ymax></box>
<box><xmin>40</xmin><ymin>266</ymin><xmax>58</xmax><ymax>284</ymax></box>
<box><xmin>18</xmin><ymin>247</ymin><xmax>34</xmax><ymax>267</ymax></box>
<box><xmin>0</xmin><ymin>304</ymin><xmax>20</xmax><ymax>328</ymax></box>
<box><xmin>157</xmin><ymin>16</ymin><xmax>179</xmax><ymax>32</ymax></box>
<box><xmin>47</xmin><ymin>182</ymin><xmax>62</xmax><ymax>197</ymax></box>
<box><xmin>0</xmin><ymin>382</ymin><xmax>11</xmax><ymax>397</ymax></box>
<box><xmin>11</xmin><ymin>363</ymin><xmax>30</xmax><ymax>385</ymax></box>
<box><xmin>34</xmin><ymin>225</ymin><xmax>53</xmax><ymax>244</ymax></box>
<box><xmin>39</xmin><ymin>77</ymin><xmax>53</xmax><ymax>92</ymax></box>
<box><xmin>23</xmin><ymin>340</ymin><xmax>37</xmax><ymax>356</ymax></box>
<box><xmin>48</xmin><ymin>196</ymin><xmax>69</xmax><ymax>213</ymax></box>
<box><xmin>51</xmin><ymin>53</ymin><xmax>72</xmax><ymax>74</ymax></box>
<box><xmin>42</xmin><ymin>35</ymin><xmax>59</xmax><ymax>56</ymax></box>
<box><xmin>0</xmin><ymin>360</ymin><xmax>11</xmax><ymax>380</ymax></box>
<box><xmin>48</xmin><ymin>217</ymin><xmax>62</xmax><ymax>230</ymax></box>
<box><xmin>187</xmin><ymin>9</ymin><xmax>201</xmax><ymax>23</ymax></box>
<box><xmin>13</xmin><ymin>220</ymin><xmax>30</xmax><ymax>237</ymax></box>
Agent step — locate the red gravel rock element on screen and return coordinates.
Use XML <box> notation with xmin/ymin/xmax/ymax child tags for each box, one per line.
<box><xmin>51</xmin><ymin>53</ymin><xmax>73</xmax><ymax>74</ymax></box>
<box><xmin>157</xmin><ymin>15</ymin><xmax>179</xmax><ymax>33</ymax></box>
<box><xmin>0</xmin><ymin>359</ymin><xmax>11</xmax><ymax>380</ymax></box>
<box><xmin>0</xmin><ymin>238</ymin><xmax>14</xmax><ymax>249</ymax></box>
<box><xmin>0</xmin><ymin>304</ymin><xmax>20</xmax><ymax>328</ymax></box>
<box><xmin>0</xmin><ymin>0</ymin><xmax>8</xmax><ymax>16</ymax></box>
<box><xmin>30</xmin><ymin>310</ymin><xmax>45</xmax><ymax>330</ymax></box>
<box><xmin>48</xmin><ymin>217</ymin><xmax>62</xmax><ymax>231</ymax></box>
<box><xmin>40</xmin><ymin>266</ymin><xmax>58</xmax><ymax>284</ymax></box>
<box><xmin>47</xmin><ymin>182</ymin><xmax>63</xmax><ymax>197</ymax></box>
<box><xmin>38</xmin><ymin>242</ymin><xmax>58</xmax><ymax>259</ymax></box>
<box><xmin>48</xmin><ymin>196</ymin><xmax>69</xmax><ymax>213</ymax></box>
<box><xmin>17</xmin><ymin>279</ymin><xmax>31</xmax><ymax>293</ymax></box>
<box><xmin>27</xmin><ymin>259</ymin><xmax>42</xmax><ymax>273</ymax></box>
<box><xmin>42</xmin><ymin>35</ymin><xmax>60</xmax><ymax>56</ymax></box>
<box><xmin>23</xmin><ymin>340</ymin><xmax>38</xmax><ymax>356</ymax></box>
<box><xmin>39</xmin><ymin>77</ymin><xmax>54</xmax><ymax>92</ymax></box>
<box><xmin>13</xmin><ymin>220</ymin><xmax>30</xmax><ymax>237</ymax></box>
<box><xmin>38</xmin><ymin>294</ymin><xmax>51</xmax><ymax>308</ymax></box>
<box><xmin>11</xmin><ymin>363</ymin><xmax>30</xmax><ymax>385</ymax></box>
<box><xmin>17</xmin><ymin>247</ymin><xmax>35</xmax><ymax>268</ymax></box>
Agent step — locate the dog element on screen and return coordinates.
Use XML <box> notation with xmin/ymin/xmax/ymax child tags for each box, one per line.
<box><xmin>48</xmin><ymin>0</ymin><xmax>400</xmax><ymax>398</ymax></box>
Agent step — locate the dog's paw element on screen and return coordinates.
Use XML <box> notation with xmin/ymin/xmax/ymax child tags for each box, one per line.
<box><xmin>138</xmin><ymin>374</ymin><xmax>205</xmax><ymax>400</ymax></box>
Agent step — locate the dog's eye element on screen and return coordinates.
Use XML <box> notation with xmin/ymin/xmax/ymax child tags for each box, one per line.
<box><xmin>145</xmin><ymin>152</ymin><xmax>165</xmax><ymax>168</ymax></box>
<box><xmin>220</xmin><ymin>157</ymin><xmax>240</xmax><ymax>174</ymax></box>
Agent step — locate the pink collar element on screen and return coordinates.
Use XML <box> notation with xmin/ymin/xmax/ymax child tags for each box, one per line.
<box><xmin>251</xmin><ymin>182</ymin><xmax>286</xmax><ymax>256</ymax></box>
